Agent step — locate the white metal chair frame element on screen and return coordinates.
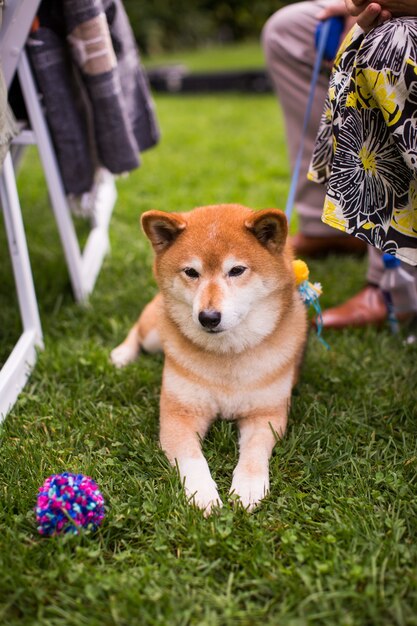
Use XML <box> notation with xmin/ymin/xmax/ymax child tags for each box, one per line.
<box><xmin>0</xmin><ymin>151</ymin><xmax>43</xmax><ymax>420</ymax></box>
<box><xmin>0</xmin><ymin>0</ymin><xmax>116</xmax><ymax>421</ymax></box>
<box><xmin>16</xmin><ymin>50</ymin><xmax>117</xmax><ymax>303</ymax></box>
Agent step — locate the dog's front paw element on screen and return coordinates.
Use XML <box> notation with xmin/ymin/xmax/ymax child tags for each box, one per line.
<box><xmin>110</xmin><ymin>344</ymin><xmax>139</xmax><ymax>368</ymax></box>
<box><xmin>186</xmin><ymin>482</ymin><xmax>223</xmax><ymax>516</ymax></box>
<box><xmin>230</xmin><ymin>470</ymin><xmax>269</xmax><ymax>512</ymax></box>
<box><xmin>184</xmin><ymin>477</ymin><xmax>222</xmax><ymax>516</ymax></box>
<box><xmin>177</xmin><ymin>458</ymin><xmax>223</xmax><ymax>516</ymax></box>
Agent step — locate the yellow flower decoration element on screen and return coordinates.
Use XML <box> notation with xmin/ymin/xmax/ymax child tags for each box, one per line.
<box><xmin>293</xmin><ymin>259</ymin><xmax>309</xmax><ymax>286</ymax></box>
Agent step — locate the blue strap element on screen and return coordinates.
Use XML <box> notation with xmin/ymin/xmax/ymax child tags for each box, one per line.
<box><xmin>285</xmin><ymin>18</ymin><xmax>332</xmax><ymax>222</ymax></box>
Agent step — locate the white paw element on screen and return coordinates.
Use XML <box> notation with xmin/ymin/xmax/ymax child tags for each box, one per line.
<box><xmin>185</xmin><ymin>478</ymin><xmax>223</xmax><ymax>516</ymax></box>
<box><xmin>110</xmin><ymin>344</ymin><xmax>138</xmax><ymax>368</ymax></box>
<box><xmin>230</xmin><ymin>471</ymin><xmax>269</xmax><ymax>512</ymax></box>
<box><xmin>178</xmin><ymin>458</ymin><xmax>223</xmax><ymax>515</ymax></box>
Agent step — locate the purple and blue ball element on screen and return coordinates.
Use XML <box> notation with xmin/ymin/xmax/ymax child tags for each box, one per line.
<box><xmin>36</xmin><ymin>472</ymin><xmax>105</xmax><ymax>536</ymax></box>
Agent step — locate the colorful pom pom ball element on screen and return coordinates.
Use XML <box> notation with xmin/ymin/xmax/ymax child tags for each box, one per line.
<box><xmin>35</xmin><ymin>472</ymin><xmax>105</xmax><ymax>536</ymax></box>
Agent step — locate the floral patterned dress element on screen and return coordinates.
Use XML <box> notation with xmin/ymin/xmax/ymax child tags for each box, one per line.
<box><xmin>308</xmin><ymin>18</ymin><xmax>417</xmax><ymax>266</ymax></box>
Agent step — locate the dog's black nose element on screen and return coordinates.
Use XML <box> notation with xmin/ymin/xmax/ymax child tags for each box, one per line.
<box><xmin>198</xmin><ymin>310</ymin><xmax>221</xmax><ymax>329</ymax></box>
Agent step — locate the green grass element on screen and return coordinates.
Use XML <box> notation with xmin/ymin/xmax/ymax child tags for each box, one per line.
<box><xmin>1</xmin><ymin>91</ymin><xmax>417</xmax><ymax>626</ymax></box>
<box><xmin>143</xmin><ymin>40</ymin><xmax>265</xmax><ymax>72</ymax></box>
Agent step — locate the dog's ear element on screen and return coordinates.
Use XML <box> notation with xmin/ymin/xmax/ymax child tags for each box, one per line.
<box><xmin>141</xmin><ymin>211</ymin><xmax>187</xmax><ymax>253</ymax></box>
<box><xmin>245</xmin><ymin>209</ymin><xmax>288</xmax><ymax>252</ymax></box>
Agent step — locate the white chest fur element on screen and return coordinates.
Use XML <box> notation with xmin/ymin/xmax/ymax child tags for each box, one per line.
<box><xmin>162</xmin><ymin>322</ymin><xmax>299</xmax><ymax>420</ymax></box>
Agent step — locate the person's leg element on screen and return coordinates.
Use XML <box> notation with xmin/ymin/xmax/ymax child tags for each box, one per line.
<box><xmin>320</xmin><ymin>246</ymin><xmax>417</xmax><ymax>328</ymax></box>
<box><xmin>262</xmin><ymin>1</ymin><xmax>365</xmax><ymax>255</ymax></box>
<box><xmin>320</xmin><ymin>248</ymin><xmax>387</xmax><ymax>328</ymax></box>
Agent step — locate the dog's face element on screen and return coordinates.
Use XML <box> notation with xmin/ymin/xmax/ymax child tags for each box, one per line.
<box><xmin>141</xmin><ymin>204</ymin><xmax>294</xmax><ymax>353</ymax></box>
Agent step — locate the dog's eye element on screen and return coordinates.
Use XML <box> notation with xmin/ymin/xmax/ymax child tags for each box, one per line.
<box><xmin>183</xmin><ymin>267</ymin><xmax>200</xmax><ymax>279</ymax></box>
<box><xmin>228</xmin><ymin>266</ymin><xmax>246</xmax><ymax>277</ymax></box>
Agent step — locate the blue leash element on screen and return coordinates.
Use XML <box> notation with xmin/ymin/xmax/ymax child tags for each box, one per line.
<box><xmin>285</xmin><ymin>16</ymin><xmax>344</xmax><ymax>350</ymax></box>
<box><xmin>285</xmin><ymin>16</ymin><xmax>344</xmax><ymax>222</ymax></box>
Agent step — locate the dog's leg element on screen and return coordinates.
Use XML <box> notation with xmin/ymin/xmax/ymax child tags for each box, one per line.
<box><xmin>160</xmin><ymin>395</ymin><xmax>221</xmax><ymax>515</ymax></box>
<box><xmin>230</xmin><ymin>404</ymin><xmax>288</xmax><ymax>511</ymax></box>
<box><xmin>110</xmin><ymin>295</ymin><xmax>162</xmax><ymax>367</ymax></box>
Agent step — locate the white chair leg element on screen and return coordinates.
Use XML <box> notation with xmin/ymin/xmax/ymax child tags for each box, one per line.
<box><xmin>17</xmin><ymin>50</ymin><xmax>116</xmax><ymax>303</ymax></box>
<box><xmin>0</xmin><ymin>152</ymin><xmax>43</xmax><ymax>422</ymax></box>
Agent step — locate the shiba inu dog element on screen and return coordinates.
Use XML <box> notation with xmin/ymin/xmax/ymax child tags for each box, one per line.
<box><xmin>111</xmin><ymin>204</ymin><xmax>307</xmax><ymax>513</ymax></box>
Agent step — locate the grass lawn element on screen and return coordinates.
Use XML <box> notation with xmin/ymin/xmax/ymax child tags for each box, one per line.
<box><xmin>143</xmin><ymin>40</ymin><xmax>265</xmax><ymax>72</ymax></box>
<box><xmin>1</xmin><ymin>88</ymin><xmax>417</xmax><ymax>626</ymax></box>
